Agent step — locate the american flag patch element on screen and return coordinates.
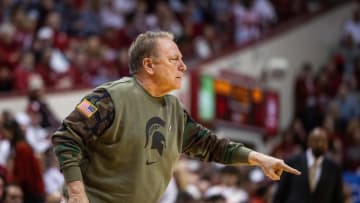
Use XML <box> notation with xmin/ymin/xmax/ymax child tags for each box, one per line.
<box><xmin>76</xmin><ymin>99</ymin><xmax>98</xmax><ymax>118</ymax></box>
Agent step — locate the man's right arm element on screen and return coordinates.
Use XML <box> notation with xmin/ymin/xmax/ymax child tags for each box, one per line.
<box><xmin>51</xmin><ymin>88</ymin><xmax>115</xmax><ymax>200</ymax></box>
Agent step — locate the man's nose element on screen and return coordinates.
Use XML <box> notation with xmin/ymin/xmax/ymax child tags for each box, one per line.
<box><xmin>178</xmin><ymin>60</ymin><xmax>187</xmax><ymax>72</ymax></box>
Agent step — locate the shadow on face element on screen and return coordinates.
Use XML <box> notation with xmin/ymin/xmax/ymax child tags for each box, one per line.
<box><xmin>307</xmin><ymin>128</ymin><xmax>328</xmax><ymax>158</ymax></box>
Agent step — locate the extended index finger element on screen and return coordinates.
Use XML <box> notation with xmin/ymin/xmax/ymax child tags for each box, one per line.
<box><xmin>281</xmin><ymin>162</ymin><xmax>301</xmax><ymax>175</ymax></box>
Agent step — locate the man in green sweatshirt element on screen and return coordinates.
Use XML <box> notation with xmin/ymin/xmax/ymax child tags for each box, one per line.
<box><xmin>52</xmin><ymin>31</ymin><xmax>301</xmax><ymax>203</ymax></box>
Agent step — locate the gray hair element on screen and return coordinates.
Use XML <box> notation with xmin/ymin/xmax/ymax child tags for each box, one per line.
<box><xmin>128</xmin><ymin>31</ymin><xmax>174</xmax><ymax>74</ymax></box>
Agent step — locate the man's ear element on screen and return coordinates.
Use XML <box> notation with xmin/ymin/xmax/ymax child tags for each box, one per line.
<box><xmin>143</xmin><ymin>58</ymin><xmax>154</xmax><ymax>75</ymax></box>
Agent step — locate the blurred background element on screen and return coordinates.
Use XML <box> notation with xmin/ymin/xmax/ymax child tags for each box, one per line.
<box><xmin>0</xmin><ymin>0</ymin><xmax>359</xmax><ymax>202</ymax></box>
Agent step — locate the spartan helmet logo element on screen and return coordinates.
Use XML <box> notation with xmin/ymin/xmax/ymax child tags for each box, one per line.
<box><xmin>144</xmin><ymin>117</ymin><xmax>166</xmax><ymax>156</ymax></box>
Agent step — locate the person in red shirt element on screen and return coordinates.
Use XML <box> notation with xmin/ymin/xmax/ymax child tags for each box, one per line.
<box><xmin>1</xmin><ymin>118</ymin><xmax>45</xmax><ymax>203</ymax></box>
<box><xmin>0</xmin><ymin>23</ymin><xmax>21</xmax><ymax>67</ymax></box>
<box><xmin>13</xmin><ymin>51</ymin><xmax>37</xmax><ymax>92</ymax></box>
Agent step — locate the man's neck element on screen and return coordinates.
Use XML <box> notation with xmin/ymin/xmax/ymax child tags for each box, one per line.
<box><xmin>134</xmin><ymin>74</ymin><xmax>166</xmax><ymax>97</ymax></box>
<box><xmin>306</xmin><ymin>149</ymin><xmax>324</xmax><ymax>167</ymax></box>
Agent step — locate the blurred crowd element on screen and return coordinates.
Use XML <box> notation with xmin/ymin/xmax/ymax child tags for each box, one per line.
<box><xmin>159</xmin><ymin>5</ymin><xmax>360</xmax><ymax>203</ymax></box>
<box><xmin>0</xmin><ymin>0</ymin><xmax>357</xmax><ymax>203</ymax></box>
<box><xmin>0</xmin><ymin>0</ymin><xmax>341</xmax><ymax>94</ymax></box>
<box><xmin>0</xmin><ymin>87</ymin><xmax>61</xmax><ymax>203</ymax></box>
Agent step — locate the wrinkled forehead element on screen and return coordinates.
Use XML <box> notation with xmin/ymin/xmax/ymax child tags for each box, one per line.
<box><xmin>154</xmin><ymin>38</ymin><xmax>182</xmax><ymax>57</ymax></box>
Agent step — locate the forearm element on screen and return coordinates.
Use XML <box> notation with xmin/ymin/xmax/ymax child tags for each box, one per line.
<box><xmin>52</xmin><ymin>125</ymin><xmax>85</xmax><ymax>183</ymax></box>
<box><xmin>53</xmin><ymin>129</ymin><xmax>88</xmax><ymax>202</ymax></box>
<box><xmin>248</xmin><ymin>151</ymin><xmax>286</xmax><ymax>167</ymax></box>
<box><xmin>62</xmin><ymin>164</ymin><xmax>83</xmax><ymax>183</ymax></box>
<box><xmin>248</xmin><ymin>151</ymin><xmax>267</xmax><ymax>166</ymax></box>
<box><xmin>67</xmin><ymin>180</ymin><xmax>86</xmax><ymax>194</ymax></box>
<box><xmin>182</xmin><ymin>110</ymin><xmax>253</xmax><ymax>164</ymax></box>
<box><xmin>67</xmin><ymin>180</ymin><xmax>89</xmax><ymax>203</ymax></box>
<box><xmin>224</xmin><ymin>143</ymin><xmax>253</xmax><ymax>164</ymax></box>
<box><xmin>183</xmin><ymin>131</ymin><xmax>253</xmax><ymax>164</ymax></box>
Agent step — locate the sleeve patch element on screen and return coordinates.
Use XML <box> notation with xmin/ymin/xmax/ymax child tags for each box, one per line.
<box><xmin>76</xmin><ymin>99</ymin><xmax>98</xmax><ymax>118</ymax></box>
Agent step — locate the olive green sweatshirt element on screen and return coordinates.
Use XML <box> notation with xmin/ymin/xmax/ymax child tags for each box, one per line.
<box><xmin>52</xmin><ymin>77</ymin><xmax>252</xmax><ymax>203</ymax></box>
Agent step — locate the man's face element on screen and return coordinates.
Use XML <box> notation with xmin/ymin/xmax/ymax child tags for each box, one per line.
<box><xmin>308</xmin><ymin>128</ymin><xmax>328</xmax><ymax>158</ymax></box>
<box><xmin>4</xmin><ymin>185</ymin><xmax>23</xmax><ymax>203</ymax></box>
<box><xmin>150</xmin><ymin>38</ymin><xmax>187</xmax><ymax>93</ymax></box>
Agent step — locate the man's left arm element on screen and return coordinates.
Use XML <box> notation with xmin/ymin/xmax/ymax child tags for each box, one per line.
<box><xmin>182</xmin><ymin>110</ymin><xmax>300</xmax><ymax>180</ymax></box>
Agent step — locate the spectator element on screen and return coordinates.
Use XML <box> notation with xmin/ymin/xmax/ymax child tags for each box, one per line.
<box><xmin>24</xmin><ymin>102</ymin><xmax>51</xmax><ymax>155</ymax></box>
<box><xmin>314</xmin><ymin>70</ymin><xmax>331</xmax><ymax>115</ymax></box>
<box><xmin>0</xmin><ymin>23</ymin><xmax>20</xmax><ymax>67</ymax></box>
<box><xmin>194</xmin><ymin>24</ymin><xmax>219</xmax><ymax>59</ymax></box>
<box><xmin>321</xmin><ymin>114</ymin><xmax>344</xmax><ymax>165</ymax></box>
<box><xmin>44</xmin><ymin>11</ymin><xmax>70</xmax><ymax>51</ymax></box>
<box><xmin>248</xmin><ymin>168</ymin><xmax>270</xmax><ymax>203</ymax></box>
<box><xmin>295</xmin><ymin>62</ymin><xmax>314</xmax><ymax>115</ymax></box>
<box><xmin>13</xmin><ymin>51</ymin><xmax>38</xmax><ymax>92</ymax></box>
<box><xmin>336</xmin><ymin>34</ymin><xmax>360</xmax><ymax>80</ymax></box>
<box><xmin>33</xmin><ymin>0</ymin><xmax>64</xmax><ymax>32</ymax></box>
<box><xmin>273</xmin><ymin>127</ymin><xmax>343</xmax><ymax>203</ymax></box>
<box><xmin>9</xmin><ymin>5</ymin><xmax>31</xmax><ymax>48</ymax></box>
<box><xmin>295</xmin><ymin>63</ymin><xmax>321</xmax><ymax>132</ymax></box>
<box><xmin>99</xmin><ymin>0</ymin><xmax>126</xmax><ymax>30</ymax></box>
<box><xmin>320</xmin><ymin>59</ymin><xmax>343</xmax><ymax>97</ymax></box>
<box><xmin>84</xmin><ymin>35</ymin><xmax>117</xmax><ymax>86</ymax></box>
<box><xmin>3</xmin><ymin>183</ymin><xmax>23</xmax><ymax>203</ymax></box>
<box><xmin>233</xmin><ymin>0</ymin><xmax>262</xmax><ymax>45</ymax></box>
<box><xmin>344</xmin><ymin>121</ymin><xmax>360</xmax><ymax>171</ymax></box>
<box><xmin>112</xmin><ymin>0</ymin><xmax>137</xmax><ymax>15</ymax></box>
<box><xmin>0</xmin><ymin>65</ymin><xmax>12</xmax><ymax>92</ymax></box>
<box><xmin>205</xmin><ymin>166</ymin><xmax>249</xmax><ymax>203</ymax></box>
<box><xmin>114</xmin><ymin>48</ymin><xmax>130</xmax><ymax>77</ymax></box>
<box><xmin>33</xmin><ymin>27</ymin><xmax>72</xmax><ymax>89</ymax></box>
<box><xmin>155</xmin><ymin>2</ymin><xmax>184</xmax><ymax>38</ymax></box>
<box><xmin>70</xmin><ymin>0</ymin><xmax>102</xmax><ymax>37</ymax></box>
<box><xmin>27</xmin><ymin>88</ymin><xmax>60</xmax><ymax>130</ymax></box>
<box><xmin>0</xmin><ymin>128</ymin><xmax>10</xmax><ymax>170</ymax></box>
<box><xmin>343</xmin><ymin>8</ymin><xmax>360</xmax><ymax>45</ymax></box>
<box><xmin>332</xmin><ymin>82</ymin><xmax>360</xmax><ymax>129</ymax></box>
<box><xmin>253</xmin><ymin>0</ymin><xmax>277</xmax><ymax>29</ymax></box>
<box><xmin>1</xmin><ymin>118</ymin><xmax>45</xmax><ymax>203</ymax></box>
<box><xmin>42</xmin><ymin>148</ymin><xmax>64</xmax><ymax>203</ymax></box>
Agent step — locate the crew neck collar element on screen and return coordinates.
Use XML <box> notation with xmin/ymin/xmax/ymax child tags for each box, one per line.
<box><xmin>133</xmin><ymin>77</ymin><xmax>166</xmax><ymax>105</ymax></box>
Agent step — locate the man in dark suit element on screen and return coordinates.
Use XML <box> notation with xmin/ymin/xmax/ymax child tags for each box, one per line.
<box><xmin>273</xmin><ymin>127</ymin><xmax>343</xmax><ymax>203</ymax></box>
